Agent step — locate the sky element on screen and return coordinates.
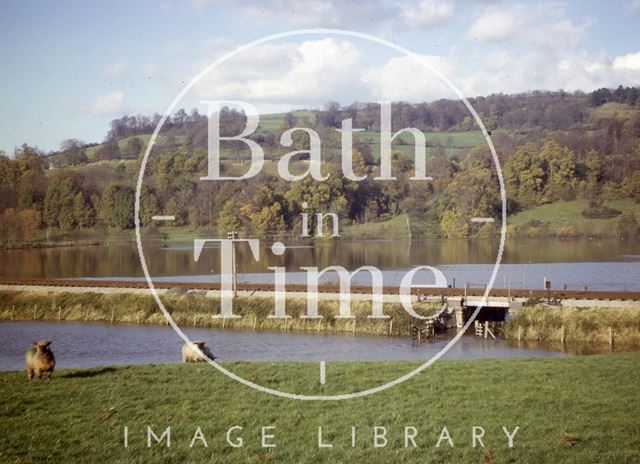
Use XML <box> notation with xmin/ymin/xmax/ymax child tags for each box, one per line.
<box><xmin>1</xmin><ymin>0</ymin><xmax>639</xmax><ymax>154</ymax></box>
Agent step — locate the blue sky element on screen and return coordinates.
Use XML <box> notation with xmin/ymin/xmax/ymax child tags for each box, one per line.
<box><xmin>1</xmin><ymin>0</ymin><xmax>639</xmax><ymax>153</ymax></box>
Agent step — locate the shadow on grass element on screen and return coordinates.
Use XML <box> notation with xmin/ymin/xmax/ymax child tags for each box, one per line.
<box><xmin>61</xmin><ymin>367</ymin><xmax>117</xmax><ymax>378</ymax></box>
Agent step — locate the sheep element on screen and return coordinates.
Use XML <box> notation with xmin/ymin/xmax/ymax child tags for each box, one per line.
<box><xmin>181</xmin><ymin>341</ymin><xmax>216</xmax><ymax>363</ymax></box>
<box><xmin>25</xmin><ymin>340</ymin><xmax>55</xmax><ymax>380</ymax></box>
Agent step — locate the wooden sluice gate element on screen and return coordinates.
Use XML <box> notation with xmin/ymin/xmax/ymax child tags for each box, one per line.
<box><xmin>473</xmin><ymin>320</ymin><xmax>505</xmax><ymax>339</ymax></box>
<box><xmin>411</xmin><ymin>303</ymin><xmax>457</xmax><ymax>344</ymax></box>
<box><xmin>411</xmin><ymin>321</ymin><xmax>435</xmax><ymax>344</ymax></box>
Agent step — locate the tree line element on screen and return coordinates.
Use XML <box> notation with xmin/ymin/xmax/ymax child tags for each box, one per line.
<box><xmin>1</xmin><ymin>89</ymin><xmax>640</xmax><ymax>244</ymax></box>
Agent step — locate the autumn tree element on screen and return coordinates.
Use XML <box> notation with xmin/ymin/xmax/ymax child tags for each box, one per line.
<box><xmin>43</xmin><ymin>171</ymin><xmax>83</xmax><ymax>231</ymax></box>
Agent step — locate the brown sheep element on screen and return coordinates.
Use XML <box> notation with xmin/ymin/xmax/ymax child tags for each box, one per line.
<box><xmin>25</xmin><ymin>340</ymin><xmax>55</xmax><ymax>380</ymax></box>
<box><xmin>181</xmin><ymin>341</ymin><xmax>216</xmax><ymax>363</ymax></box>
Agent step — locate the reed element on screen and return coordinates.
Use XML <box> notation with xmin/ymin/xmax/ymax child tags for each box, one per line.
<box><xmin>505</xmin><ymin>304</ymin><xmax>640</xmax><ymax>346</ymax></box>
<box><xmin>0</xmin><ymin>290</ymin><xmax>439</xmax><ymax>337</ymax></box>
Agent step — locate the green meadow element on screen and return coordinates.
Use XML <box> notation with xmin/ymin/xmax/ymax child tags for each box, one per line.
<box><xmin>1</xmin><ymin>354</ymin><xmax>639</xmax><ymax>463</ymax></box>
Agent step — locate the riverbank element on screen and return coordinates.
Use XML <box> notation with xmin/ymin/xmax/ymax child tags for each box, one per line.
<box><xmin>505</xmin><ymin>305</ymin><xmax>640</xmax><ymax>346</ymax></box>
<box><xmin>1</xmin><ymin>355</ymin><xmax>639</xmax><ymax>463</ymax></box>
<box><xmin>0</xmin><ymin>290</ymin><xmax>440</xmax><ymax>337</ymax></box>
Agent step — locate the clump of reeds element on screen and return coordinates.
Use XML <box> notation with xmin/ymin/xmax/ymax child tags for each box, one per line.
<box><xmin>0</xmin><ymin>290</ymin><xmax>439</xmax><ymax>337</ymax></box>
<box><xmin>505</xmin><ymin>304</ymin><xmax>640</xmax><ymax>346</ymax></box>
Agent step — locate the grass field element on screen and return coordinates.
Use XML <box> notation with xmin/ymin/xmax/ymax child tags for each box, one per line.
<box><xmin>509</xmin><ymin>199</ymin><xmax>640</xmax><ymax>237</ymax></box>
<box><xmin>1</xmin><ymin>354</ymin><xmax>639</xmax><ymax>463</ymax></box>
<box><xmin>342</xmin><ymin>214</ymin><xmax>412</xmax><ymax>239</ymax></box>
<box><xmin>85</xmin><ymin>134</ymin><xmax>153</xmax><ymax>160</ymax></box>
<box><xmin>589</xmin><ymin>102</ymin><xmax>639</xmax><ymax>121</ymax></box>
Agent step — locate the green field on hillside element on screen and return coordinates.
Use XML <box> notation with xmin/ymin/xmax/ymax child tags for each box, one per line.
<box><xmin>589</xmin><ymin>102</ymin><xmax>640</xmax><ymax>120</ymax></box>
<box><xmin>1</xmin><ymin>354</ymin><xmax>639</xmax><ymax>463</ymax></box>
<box><xmin>85</xmin><ymin>134</ymin><xmax>152</xmax><ymax>160</ymax></box>
<box><xmin>509</xmin><ymin>199</ymin><xmax>640</xmax><ymax>237</ymax></box>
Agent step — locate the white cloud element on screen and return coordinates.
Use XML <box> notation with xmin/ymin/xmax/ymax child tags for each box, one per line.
<box><xmin>103</xmin><ymin>61</ymin><xmax>128</xmax><ymax>80</ymax></box>
<box><xmin>362</xmin><ymin>54</ymin><xmax>455</xmax><ymax>101</ymax></box>
<box><xmin>193</xmin><ymin>38</ymin><xmax>368</xmax><ymax>106</ymax></box>
<box><xmin>89</xmin><ymin>90</ymin><xmax>125</xmax><ymax>116</ymax></box>
<box><xmin>613</xmin><ymin>52</ymin><xmax>640</xmax><ymax>70</ymax></box>
<box><xmin>467</xmin><ymin>11</ymin><xmax>520</xmax><ymax>41</ymax></box>
<box><xmin>399</xmin><ymin>0</ymin><xmax>455</xmax><ymax>28</ymax></box>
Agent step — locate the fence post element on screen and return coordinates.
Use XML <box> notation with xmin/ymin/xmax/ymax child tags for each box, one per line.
<box><xmin>11</xmin><ymin>305</ymin><xmax>15</xmax><ymax>320</ymax></box>
<box><xmin>609</xmin><ymin>327</ymin><xmax>614</xmax><ymax>348</ymax></box>
<box><xmin>317</xmin><ymin>319</ymin><xmax>321</xmax><ymax>333</ymax></box>
<box><xmin>193</xmin><ymin>314</ymin><xmax>197</xmax><ymax>327</ymax></box>
<box><xmin>253</xmin><ymin>314</ymin><xmax>257</xmax><ymax>331</ymax></box>
<box><xmin>33</xmin><ymin>304</ymin><xmax>37</xmax><ymax>320</ymax></box>
<box><xmin>389</xmin><ymin>319</ymin><xmax>393</xmax><ymax>336</ymax></box>
<box><xmin>58</xmin><ymin>305</ymin><xmax>62</xmax><ymax>322</ymax></box>
<box><xmin>484</xmin><ymin>320</ymin><xmax>488</xmax><ymax>339</ymax></box>
<box><xmin>352</xmin><ymin>318</ymin><xmax>356</xmax><ymax>335</ymax></box>
<box><xmin>560</xmin><ymin>325</ymin><xmax>565</xmax><ymax>344</ymax></box>
<box><xmin>110</xmin><ymin>307</ymin><xmax>115</xmax><ymax>325</ymax></box>
<box><xmin>136</xmin><ymin>312</ymin><xmax>140</xmax><ymax>324</ymax></box>
<box><xmin>517</xmin><ymin>325</ymin><xmax>522</xmax><ymax>342</ymax></box>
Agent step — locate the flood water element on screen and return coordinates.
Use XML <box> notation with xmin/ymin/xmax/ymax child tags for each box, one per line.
<box><xmin>0</xmin><ymin>321</ymin><xmax>573</xmax><ymax>372</ymax></box>
<box><xmin>1</xmin><ymin>238</ymin><xmax>639</xmax><ymax>291</ymax></box>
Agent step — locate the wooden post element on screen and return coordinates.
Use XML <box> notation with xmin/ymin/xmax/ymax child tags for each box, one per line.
<box><xmin>110</xmin><ymin>307</ymin><xmax>115</xmax><ymax>325</ymax></box>
<box><xmin>11</xmin><ymin>305</ymin><xmax>14</xmax><ymax>320</ymax></box>
<box><xmin>284</xmin><ymin>318</ymin><xmax>289</xmax><ymax>332</ymax></box>
<box><xmin>517</xmin><ymin>325</ymin><xmax>522</xmax><ymax>342</ymax></box>
<box><xmin>58</xmin><ymin>305</ymin><xmax>62</xmax><ymax>322</ymax></box>
<box><xmin>352</xmin><ymin>318</ymin><xmax>356</xmax><ymax>335</ymax></box>
<box><xmin>33</xmin><ymin>305</ymin><xmax>37</xmax><ymax>320</ymax></box>
<box><xmin>136</xmin><ymin>312</ymin><xmax>140</xmax><ymax>324</ymax></box>
<box><xmin>317</xmin><ymin>319</ymin><xmax>321</xmax><ymax>333</ymax></box>
<box><xmin>193</xmin><ymin>314</ymin><xmax>197</xmax><ymax>327</ymax></box>
<box><xmin>222</xmin><ymin>317</ymin><xmax>226</xmax><ymax>329</ymax></box>
<box><xmin>609</xmin><ymin>327</ymin><xmax>614</xmax><ymax>348</ymax></box>
<box><xmin>389</xmin><ymin>319</ymin><xmax>393</xmax><ymax>335</ymax></box>
<box><xmin>560</xmin><ymin>325</ymin><xmax>565</xmax><ymax>344</ymax></box>
<box><xmin>85</xmin><ymin>308</ymin><xmax>89</xmax><ymax>321</ymax></box>
<box><xmin>253</xmin><ymin>314</ymin><xmax>257</xmax><ymax>331</ymax></box>
<box><xmin>484</xmin><ymin>321</ymin><xmax>488</xmax><ymax>339</ymax></box>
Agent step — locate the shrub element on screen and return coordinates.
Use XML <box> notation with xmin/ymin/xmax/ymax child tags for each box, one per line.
<box><xmin>557</xmin><ymin>224</ymin><xmax>579</xmax><ymax>239</ymax></box>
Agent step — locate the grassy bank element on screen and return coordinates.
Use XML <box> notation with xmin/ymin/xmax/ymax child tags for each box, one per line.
<box><xmin>0</xmin><ymin>290</ymin><xmax>440</xmax><ymax>337</ymax></box>
<box><xmin>1</xmin><ymin>355</ymin><xmax>639</xmax><ymax>463</ymax></box>
<box><xmin>505</xmin><ymin>305</ymin><xmax>640</xmax><ymax>346</ymax></box>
